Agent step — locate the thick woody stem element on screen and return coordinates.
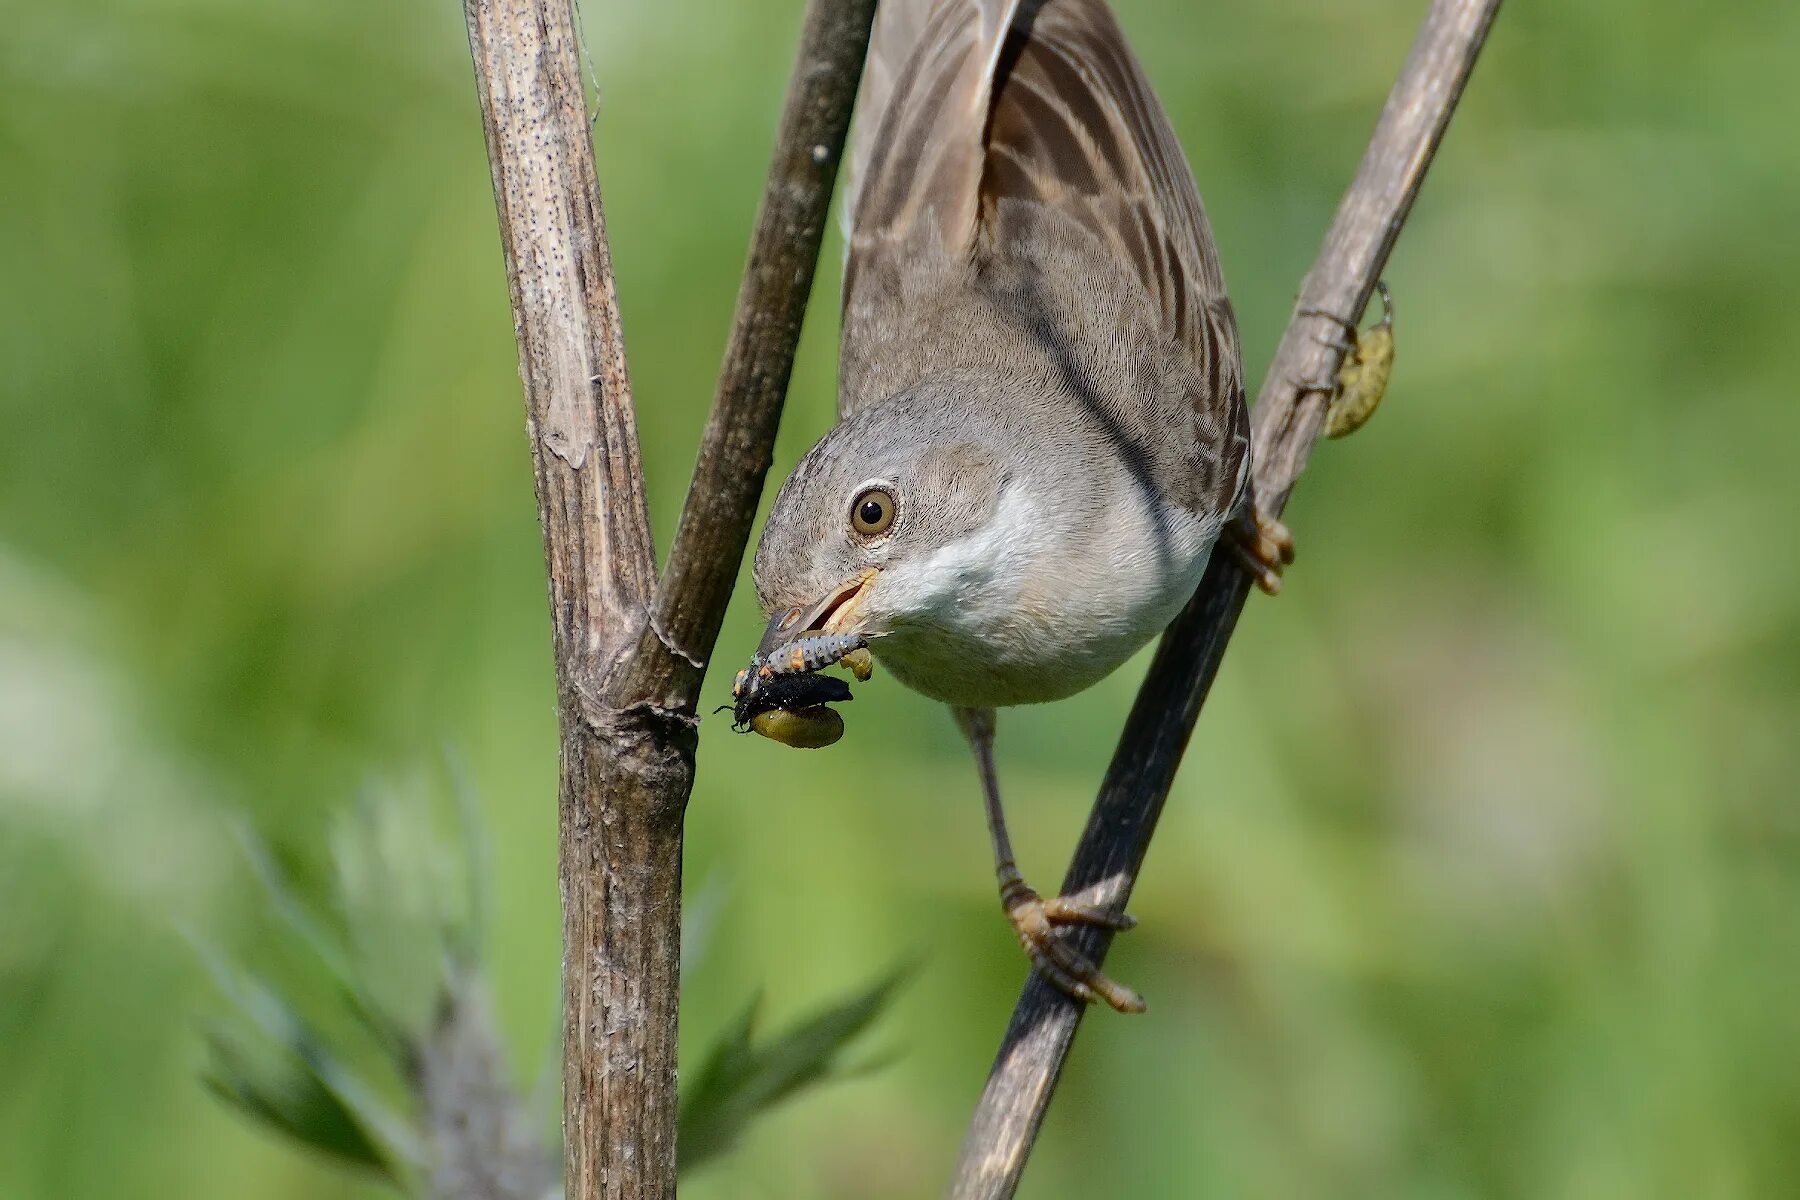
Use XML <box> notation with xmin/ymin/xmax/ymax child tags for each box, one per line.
<box><xmin>462</xmin><ymin>2</ymin><xmax>680</xmax><ymax>1195</ymax></box>
<box><xmin>461</xmin><ymin>0</ymin><xmax>873</xmax><ymax>1196</ymax></box>
<box><xmin>948</xmin><ymin>2</ymin><xmax>1506</xmax><ymax>1195</ymax></box>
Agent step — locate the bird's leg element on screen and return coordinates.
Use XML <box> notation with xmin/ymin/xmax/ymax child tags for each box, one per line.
<box><xmin>952</xmin><ymin>707</ymin><xmax>1146</xmax><ymax>1013</ymax></box>
<box><xmin>1223</xmin><ymin>502</ymin><xmax>1295</xmax><ymax>596</ymax></box>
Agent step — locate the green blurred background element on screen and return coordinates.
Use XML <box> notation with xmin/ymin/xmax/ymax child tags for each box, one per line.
<box><xmin>4</xmin><ymin>0</ymin><xmax>1798</xmax><ymax>1196</ymax></box>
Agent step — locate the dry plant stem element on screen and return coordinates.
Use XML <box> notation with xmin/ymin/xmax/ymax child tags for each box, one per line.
<box><xmin>462</xmin><ymin>1</ymin><xmax>873</xmax><ymax>1196</ymax></box>
<box><xmin>464</xmin><ymin>3</ymin><xmax>678</xmax><ymax>1194</ymax></box>
<box><xmin>947</xmin><ymin>1</ymin><xmax>1505</xmax><ymax>1195</ymax></box>
<box><xmin>627</xmin><ymin>0</ymin><xmax>879</xmax><ymax>701</ymax></box>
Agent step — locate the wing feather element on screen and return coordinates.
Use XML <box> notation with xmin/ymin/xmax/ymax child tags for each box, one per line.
<box><xmin>981</xmin><ymin>2</ymin><xmax>1236</xmax><ymax>387</ymax></box>
<box><xmin>843</xmin><ymin>0</ymin><xmax>1023</xmax><ymax>277</ymax></box>
<box><xmin>841</xmin><ymin>0</ymin><xmax>1248</xmax><ymax>514</ymax></box>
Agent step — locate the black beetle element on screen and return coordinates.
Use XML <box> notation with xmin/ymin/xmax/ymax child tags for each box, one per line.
<box><xmin>719</xmin><ymin>631</ymin><xmax>867</xmax><ymax>748</ymax></box>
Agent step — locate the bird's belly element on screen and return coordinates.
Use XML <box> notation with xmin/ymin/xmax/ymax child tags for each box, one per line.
<box><xmin>872</xmin><ymin>512</ymin><xmax>1218</xmax><ymax>709</ymax></box>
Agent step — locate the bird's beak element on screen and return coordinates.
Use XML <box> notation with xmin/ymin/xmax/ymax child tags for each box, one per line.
<box><xmin>756</xmin><ymin>569</ymin><xmax>878</xmax><ymax>659</ymax></box>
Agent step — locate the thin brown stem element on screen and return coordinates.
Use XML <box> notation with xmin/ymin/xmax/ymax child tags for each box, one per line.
<box><xmin>947</xmin><ymin>2</ymin><xmax>1505</xmax><ymax>1195</ymax></box>
<box><xmin>461</xmin><ymin>0</ymin><xmax>873</xmax><ymax>1196</ymax></box>
<box><xmin>638</xmin><ymin>0</ymin><xmax>879</xmax><ymax>704</ymax></box>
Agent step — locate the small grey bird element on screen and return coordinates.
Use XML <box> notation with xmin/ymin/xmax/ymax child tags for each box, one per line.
<box><xmin>750</xmin><ymin>0</ymin><xmax>1287</xmax><ymax>1010</ymax></box>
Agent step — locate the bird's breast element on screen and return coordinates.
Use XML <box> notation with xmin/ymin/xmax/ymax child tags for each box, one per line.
<box><xmin>867</xmin><ymin>482</ymin><xmax>1219</xmax><ymax>708</ymax></box>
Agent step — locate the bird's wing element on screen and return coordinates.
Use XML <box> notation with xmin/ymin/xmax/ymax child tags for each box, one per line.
<box><xmin>839</xmin><ymin>3</ymin><xmax>932</xmax><ymax>249</ymax></box>
<box><xmin>842</xmin><ymin>0</ymin><xmax>1022</xmax><ymax>269</ymax></box>
<box><xmin>984</xmin><ymin>2</ymin><xmax>1240</xmax><ymax>397</ymax></box>
<box><xmin>841</xmin><ymin>1</ymin><xmax>1247</xmax><ymax>513</ymax></box>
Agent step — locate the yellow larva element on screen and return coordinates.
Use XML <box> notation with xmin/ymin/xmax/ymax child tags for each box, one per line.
<box><xmin>748</xmin><ymin>705</ymin><xmax>845</xmax><ymax>749</ymax></box>
<box><xmin>840</xmin><ymin>647</ymin><xmax>874</xmax><ymax>681</ymax></box>
<box><xmin>1323</xmin><ymin>281</ymin><xmax>1395</xmax><ymax>440</ymax></box>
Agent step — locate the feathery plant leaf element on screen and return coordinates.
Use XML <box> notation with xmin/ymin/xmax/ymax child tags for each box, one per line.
<box><xmin>679</xmin><ymin>963</ymin><xmax>910</xmax><ymax>1171</ymax></box>
<box><xmin>440</xmin><ymin>744</ymin><xmax>490</xmax><ymax>969</ymax></box>
<box><xmin>229</xmin><ymin>818</ymin><xmax>410</xmax><ymax>1058</ymax></box>
<box><xmin>192</xmin><ymin>937</ymin><xmax>424</xmax><ymax>1179</ymax></box>
<box><xmin>198</xmin><ymin>755</ymin><xmax>905</xmax><ymax>1190</ymax></box>
<box><xmin>200</xmin><ymin>1020</ymin><xmax>396</xmax><ymax>1178</ymax></box>
<box><xmin>331</xmin><ymin>774</ymin><xmax>470</xmax><ymax>1042</ymax></box>
<box><xmin>193</xmin><ymin>756</ymin><xmax>534</xmax><ymax>1196</ymax></box>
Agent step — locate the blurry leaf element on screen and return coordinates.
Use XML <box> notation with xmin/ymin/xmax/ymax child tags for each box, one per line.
<box><xmin>200</xmin><ymin>1020</ymin><xmax>396</xmax><ymax>1180</ymax></box>
<box><xmin>230</xmin><ymin>819</ymin><xmax>409</xmax><ymax>1058</ymax></box>
<box><xmin>192</xmin><ymin>939</ymin><xmax>424</xmax><ymax>1180</ymax></box>
<box><xmin>440</xmin><ymin>744</ymin><xmax>489</xmax><ymax>969</ymax></box>
<box><xmin>679</xmin><ymin>964</ymin><xmax>909</xmax><ymax>1172</ymax></box>
<box><xmin>331</xmin><ymin>772</ymin><xmax>471</xmax><ymax>1042</ymax></box>
<box><xmin>193</xmin><ymin>765</ymin><xmax>554</xmax><ymax>1197</ymax></box>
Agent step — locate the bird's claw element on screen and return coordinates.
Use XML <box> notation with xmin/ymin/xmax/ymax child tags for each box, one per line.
<box><xmin>1224</xmin><ymin>505</ymin><xmax>1295</xmax><ymax>596</ymax></box>
<box><xmin>1000</xmin><ymin>870</ymin><xmax>1145</xmax><ymax>1013</ymax></box>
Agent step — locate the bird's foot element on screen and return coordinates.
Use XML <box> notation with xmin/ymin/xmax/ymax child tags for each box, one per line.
<box><xmin>1223</xmin><ymin>504</ymin><xmax>1295</xmax><ymax>596</ymax></box>
<box><xmin>999</xmin><ymin>868</ymin><xmax>1145</xmax><ymax>1013</ymax></box>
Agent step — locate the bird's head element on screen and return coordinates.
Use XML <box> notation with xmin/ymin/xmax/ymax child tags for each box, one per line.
<box><xmin>750</xmin><ymin>387</ymin><xmax>1013</xmax><ymax>663</ymax></box>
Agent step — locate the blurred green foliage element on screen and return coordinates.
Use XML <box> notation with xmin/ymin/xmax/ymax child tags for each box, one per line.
<box><xmin>2</xmin><ymin>0</ymin><xmax>1798</xmax><ymax>1197</ymax></box>
<box><xmin>681</xmin><ymin>968</ymin><xmax>909</xmax><ymax>1175</ymax></box>
<box><xmin>193</xmin><ymin>770</ymin><xmax>501</xmax><ymax>1193</ymax></box>
<box><xmin>189</xmin><ymin>765</ymin><xmax>894</xmax><ymax>1194</ymax></box>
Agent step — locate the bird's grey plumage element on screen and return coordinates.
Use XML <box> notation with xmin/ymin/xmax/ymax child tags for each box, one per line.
<box><xmin>754</xmin><ymin>0</ymin><xmax>1250</xmax><ymax>709</ymax></box>
<box><xmin>753</xmin><ymin>0</ymin><xmax>1254</xmax><ymax>1008</ymax></box>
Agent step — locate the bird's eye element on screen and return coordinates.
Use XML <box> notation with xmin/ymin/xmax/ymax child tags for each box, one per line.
<box><xmin>850</xmin><ymin>488</ymin><xmax>896</xmax><ymax>537</ymax></box>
